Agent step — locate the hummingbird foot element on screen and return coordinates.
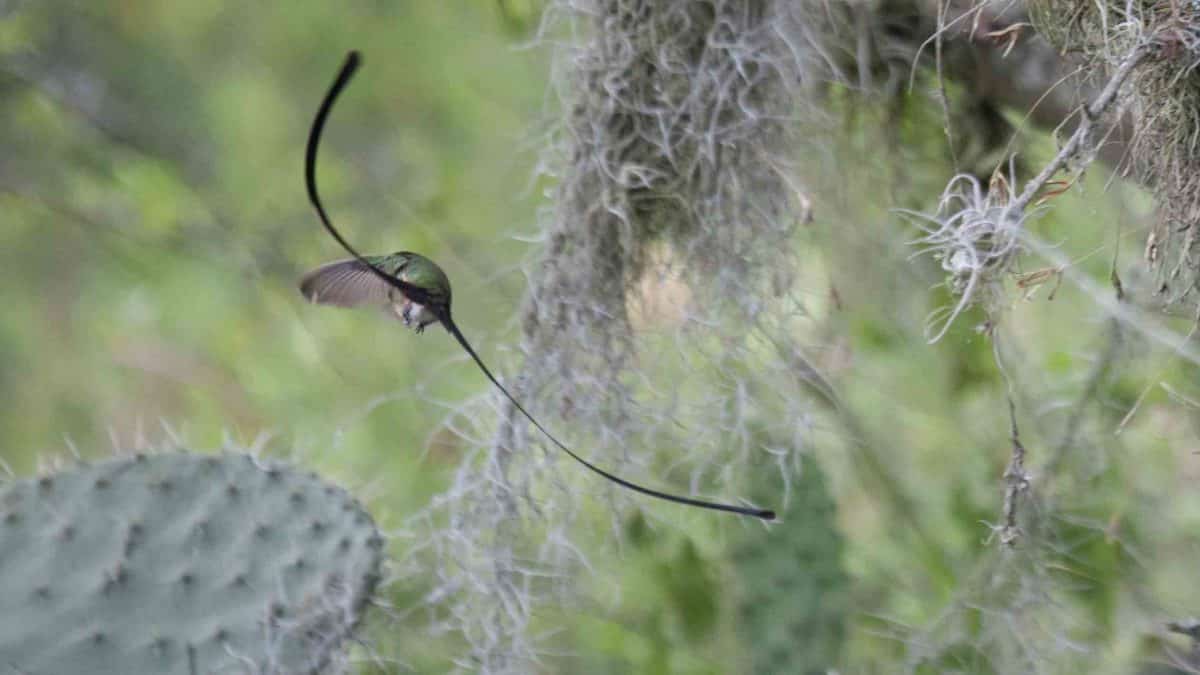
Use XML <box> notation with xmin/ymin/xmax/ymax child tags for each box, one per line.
<box><xmin>415</xmin><ymin>324</ymin><xmax>425</xmax><ymax>335</ymax></box>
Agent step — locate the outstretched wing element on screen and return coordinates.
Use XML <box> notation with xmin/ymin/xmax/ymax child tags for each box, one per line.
<box><xmin>299</xmin><ymin>258</ymin><xmax>394</xmax><ymax>308</ymax></box>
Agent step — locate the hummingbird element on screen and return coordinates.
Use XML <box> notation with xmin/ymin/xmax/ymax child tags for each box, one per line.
<box><xmin>300</xmin><ymin>51</ymin><xmax>775</xmax><ymax>521</ymax></box>
<box><xmin>299</xmin><ymin>252</ymin><xmax>446</xmax><ymax>334</ymax></box>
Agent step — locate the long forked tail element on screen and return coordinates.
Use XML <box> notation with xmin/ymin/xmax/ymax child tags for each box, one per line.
<box><xmin>442</xmin><ymin>317</ymin><xmax>776</xmax><ymax>520</ymax></box>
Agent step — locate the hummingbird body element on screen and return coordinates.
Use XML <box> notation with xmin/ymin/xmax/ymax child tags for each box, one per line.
<box><xmin>300</xmin><ymin>252</ymin><xmax>449</xmax><ymax>333</ymax></box>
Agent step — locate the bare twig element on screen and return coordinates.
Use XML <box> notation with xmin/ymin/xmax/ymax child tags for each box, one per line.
<box><xmin>934</xmin><ymin>0</ymin><xmax>960</xmax><ymax>171</ymax></box>
<box><xmin>999</xmin><ymin>395</ymin><xmax>1030</xmax><ymax>547</ymax></box>
<box><xmin>989</xmin><ymin>329</ymin><xmax>1030</xmax><ymax>548</ymax></box>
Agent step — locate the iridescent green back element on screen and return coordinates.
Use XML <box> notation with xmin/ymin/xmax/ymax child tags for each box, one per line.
<box><xmin>361</xmin><ymin>254</ymin><xmax>408</xmax><ymax>277</ymax></box>
<box><xmin>390</xmin><ymin>252</ymin><xmax>452</xmax><ymax>307</ymax></box>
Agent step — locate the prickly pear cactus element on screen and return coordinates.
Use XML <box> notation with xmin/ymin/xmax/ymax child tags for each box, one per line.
<box><xmin>733</xmin><ymin>458</ymin><xmax>848</xmax><ymax>675</ymax></box>
<box><xmin>0</xmin><ymin>451</ymin><xmax>384</xmax><ymax>675</ymax></box>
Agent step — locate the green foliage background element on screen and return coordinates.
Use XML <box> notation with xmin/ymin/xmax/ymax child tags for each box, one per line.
<box><xmin>4</xmin><ymin>1</ymin><xmax>1200</xmax><ymax>673</ymax></box>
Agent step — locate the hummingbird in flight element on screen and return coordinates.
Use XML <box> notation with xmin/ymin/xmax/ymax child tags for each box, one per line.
<box><xmin>300</xmin><ymin>51</ymin><xmax>775</xmax><ymax>521</ymax></box>
<box><xmin>299</xmin><ymin>251</ymin><xmax>447</xmax><ymax>334</ymax></box>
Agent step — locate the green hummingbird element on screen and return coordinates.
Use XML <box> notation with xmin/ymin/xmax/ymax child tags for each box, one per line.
<box><xmin>299</xmin><ymin>51</ymin><xmax>775</xmax><ymax>521</ymax></box>
<box><xmin>299</xmin><ymin>252</ymin><xmax>447</xmax><ymax>333</ymax></box>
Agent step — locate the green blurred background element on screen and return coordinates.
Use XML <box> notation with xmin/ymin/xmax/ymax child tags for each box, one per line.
<box><xmin>0</xmin><ymin>2</ymin><xmax>543</xmax><ymax>480</ymax></box>
<box><xmin>4</xmin><ymin>1</ymin><xmax>1200</xmax><ymax>673</ymax></box>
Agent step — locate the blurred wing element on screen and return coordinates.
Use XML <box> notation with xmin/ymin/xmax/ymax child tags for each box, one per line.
<box><xmin>299</xmin><ymin>259</ymin><xmax>394</xmax><ymax>308</ymax></box>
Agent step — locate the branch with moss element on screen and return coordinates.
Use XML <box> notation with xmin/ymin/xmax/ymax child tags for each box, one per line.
<box><xmin>1009</xmin><ymin>44</ymin><xmax>1152</xmax><ymax>214</ymax></box>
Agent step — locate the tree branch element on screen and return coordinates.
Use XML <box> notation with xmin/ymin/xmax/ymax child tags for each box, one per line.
<box><xmin>1009</xmin><ymin>44</ymin><xmax>1152</xmax><ymax>213</ymax></box>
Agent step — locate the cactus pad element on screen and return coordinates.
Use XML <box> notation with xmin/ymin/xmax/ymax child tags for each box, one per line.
<box><xmin>0</xmin><ymin>452</ymin><xmax>383</xmax><ymax>674</ymax></box>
